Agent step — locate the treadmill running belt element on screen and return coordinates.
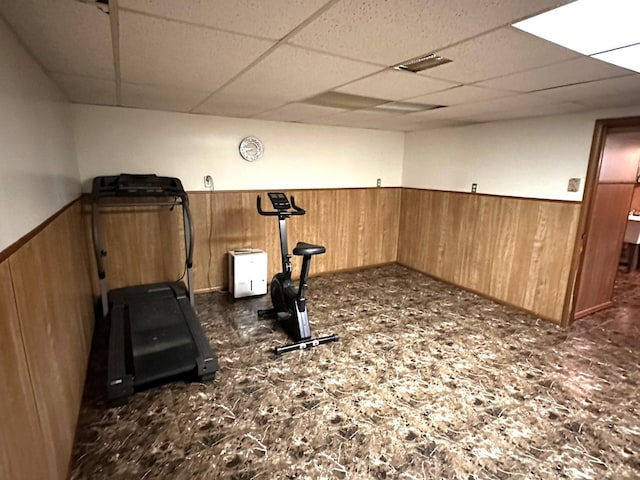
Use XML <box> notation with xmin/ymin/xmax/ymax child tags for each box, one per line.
<box><xmin>118</xmin><ymin>287</ymin><xmax>199</xmax><ymax>387</ymax></box>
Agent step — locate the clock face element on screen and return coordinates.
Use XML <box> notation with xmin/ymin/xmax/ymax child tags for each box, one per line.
<box><xmin>239</xmin><ymin>136</ymin><xmax>264</xmax><ymax>162</ymax></box>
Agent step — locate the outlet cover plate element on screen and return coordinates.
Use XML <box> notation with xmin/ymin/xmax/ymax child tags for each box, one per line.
<box><xmin>567</xmin><ymin>178</ymin><xmax>580</xmax><ymax>192</ymax></box>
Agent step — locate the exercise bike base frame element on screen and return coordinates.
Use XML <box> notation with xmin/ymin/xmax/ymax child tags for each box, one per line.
<box><xmin>274</xmin><ymin>334</ymin><xmax>340</xmax><ymax>355</ymax></box>
<box><xmin>256</xmin><ymin>192</ymin><xmax>338</xmax><ymax>355</ymax></box>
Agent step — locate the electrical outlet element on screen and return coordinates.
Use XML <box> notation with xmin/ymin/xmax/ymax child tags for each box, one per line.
<box><xmin>376</xmin><ymin>178</ymin><xmax>382</xmax><ymax>187</ymax></box>
<box><xmin>567</xmin><ymin>178</ymin><xmax>580</xmax><ymax>192</ymax></box>
<box><xmin>471</xmin><ymin>183</ymin><xmax>477</xmax><ymax>193</ymax></box>
<box><xmin>204</xmin><ymin>175</ymin><xmax>213</xmax><ymax>190</ymax></box>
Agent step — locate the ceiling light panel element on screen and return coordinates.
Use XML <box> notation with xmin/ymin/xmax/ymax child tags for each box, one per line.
<box><xmin>118</xmin><ymin>0</ymin><xmax>328</xmax><ymax>40</ymax></box>
<box><xmin>593</xmin><ymin>44</ymin><xmax>640</xmax><ymax>74</ymax></box>
<box><xmin>289</xmin><ymin>0</ymin><xmax>574</xmax><ymax>66</ymax></box>
<box><xmin>513</xmin><ymin>0</ymin><xmax>640</xmax><ymax>56</ymax></box>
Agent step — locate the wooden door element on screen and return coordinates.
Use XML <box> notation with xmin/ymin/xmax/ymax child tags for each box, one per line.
<box><xmin>573</xmin><ymin>183</ymin><xmax>634</xmax><ymax>317</ymax></box>
<box><xmin>567</xmin><ymin>118</ymin><xmax>640</xmax><ymax>324</ymax></box>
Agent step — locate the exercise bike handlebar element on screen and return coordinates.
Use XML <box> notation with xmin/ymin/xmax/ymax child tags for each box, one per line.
<box><xmin>290</xmin><ymin>196</ymin><xmax>305</xmax><ymax>215</ymax></box>
<box><xmin>256</xmin><ymin>194</ymin><xmax>306</xmax><ymax>216</ymax></box>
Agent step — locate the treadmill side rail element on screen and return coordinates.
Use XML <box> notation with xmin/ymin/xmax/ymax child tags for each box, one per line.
<box><xmin>107</xmin><ymin>303</ymin><xmax>134</xmax><ymax>405</ymax></box>
<box><xmin>176</xmin><ymin>293</ymin><xmax>219</xmax><ymax>380</ymax></box>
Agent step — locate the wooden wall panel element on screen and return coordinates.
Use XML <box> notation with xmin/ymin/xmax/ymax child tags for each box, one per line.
<box><xmin>0</xmin><ymin>260</ymin><xmax>51</xmax><ymax>479</ymax></box>
<box><xmin>398</xmin><ymin>189</ymin><xmax>581</xmax><ymax>322</ymax></box>
<box><xmin>574</xmin><ymin>183</ymin><xmax>634</xmax><ymax>317</ymax></box>
<box><xmin>82</xmin><ymin>201</ymin><xmax>185</xmax><ymax>291</ymax></box>
<box><xmin>91</xmin><ymin>188</ymin><xmax>402</xmax><ymax>293</ymax></box>
<box><xmin>191</xmin><ymin>188</ymin><xmax>401</xmax><ymax>290</ymax></box>
<box><xmin>9</xmin><ymin>201</ymin><xmax>95</xmax><ymax>480</ymax></box>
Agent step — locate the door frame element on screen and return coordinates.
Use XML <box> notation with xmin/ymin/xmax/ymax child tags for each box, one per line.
<box><xmin>562</xmin><ymin>115</ymin><xmax>640</xmax><ymax>326</ymax></box>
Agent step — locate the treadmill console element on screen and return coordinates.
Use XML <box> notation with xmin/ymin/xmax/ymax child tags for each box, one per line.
<box><xmin>267</xmin><ymin>192</ymin><xmax>291</xmax><ymax>210</ymax></box>
<box><xmin>92</xmin><ymin>174</ymin><xmax>186</xmax><ymax>199</ymax></box>
<box><xmin>116</xmin><ymin>174</ymin><xmax>167</xmax><ymax>195</ymax></box>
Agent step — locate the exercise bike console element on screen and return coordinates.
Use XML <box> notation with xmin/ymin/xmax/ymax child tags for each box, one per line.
<box><xmin>267</xmin><ymin>192</ymin><xmax>292</xmax><ymax>211</ymax></box>
<box><xmin>257</xmin><ymin>192</ymin><xmax>339</xmax><ymax>354</ymax></box>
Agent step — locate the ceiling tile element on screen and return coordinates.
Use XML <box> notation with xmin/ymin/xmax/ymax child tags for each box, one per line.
<box><xmin>119</xmin><ymin>0</ymin><xmax>328</xmax><ymax>40</ymax></box>
<box><xmin>535</xmin><ymin>75</ymin><xmax>640</xmax><ymax>103</ymax></box>
<box><xmin>335</xmin><ymin>70</ymin><xmax>457</xmax><ymax>101</ymax></box>
<box><xmin>192</xmin><ymin>95</ymin><xmax>283</xmax><ymax>118</ymax></box>
<box><xmin>366</xmin><ymin>116</ymin><xmax>469</xmax><ymax>131</ymax></box>
<box><xmin>313</xmin><ymin>109</ymin><xmax>402</xmax><ymax>128</ymax></box>
<box><xmin>254</xmin><ymin>103</ymin><xmax>348</xmax><ymax>122</ymax></box>
<box><xmin>578</xmin><ymin>91</ymin><xmax>640</xmax><ymax>110</ymax></box>
<box><xmin>408</xmin><ymin>85</ymin><xmax>514</xmax><ymax>106</ymax></box>
<box><xmin>477</xmin><ymin>56</ymin><xmax>633</xmax><ymax>93</ymax></box>
<box><xmin>422</xmin><ymin>27</ymin><xmax>580</xmax><ymax>83</ymax></box>
<box><xmin>50</xmin><ymin>73</ymin><xmax>116</xmax><ymax>106</ymax></box>
<box><xmin>119</xmin><ymin>10</ymin><xmax>274</xmax><ymax>91</ymax></box>
<box><xmin>289</xmin><ymin>0</ymin><xmax>572</xmax><ymax>66</ymax></box>
<box><xmin>407</xmin><ymin>92</ymin><xmax>560</xmax><ymax>120</ymax></box>
<box><xmin>195</xmin><ymin>45</ymin><xmax>381</xmax><ymax>115</ymax></box>
<box><xmin>0</xmin><ymin>0</ymin><xmax>114</xmax><ymax>79</ymax></box>
<box><xmin>462</xmin><ymin>101</ymin><xmax>589</xmax><ymax>122</ymax></box>
<box><xmin>121</xmin><ymin>83</ymin><xmax>211</xmax><ymax>112</ymax></box>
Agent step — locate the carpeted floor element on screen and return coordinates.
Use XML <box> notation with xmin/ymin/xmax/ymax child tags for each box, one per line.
<box><xmin>70</xmin><ymin>264</ymin><xmax>640</xmax><ymax>479</ymax></box>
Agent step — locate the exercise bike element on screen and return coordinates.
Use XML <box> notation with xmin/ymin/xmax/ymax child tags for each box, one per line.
<box><xmin>257</xmin><ymin>192</ymin><xmax>339</xmax><ymax>354</ymax></box>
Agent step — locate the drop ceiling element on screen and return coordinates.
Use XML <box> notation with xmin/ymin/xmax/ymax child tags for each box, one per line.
<box><xmin>1</xmin><ymin>0</ymin><xmax>639</xmax><ymax>132</ymax></box>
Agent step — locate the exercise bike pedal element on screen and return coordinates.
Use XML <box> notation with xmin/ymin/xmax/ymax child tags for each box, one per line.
<box><xmin>277</xmin><ymin>311</ymin><xmax>292</xmax><ymax>321</ymax></box>
<box><xmin>257</xmin><ymin>308</ymin><xmax>276</xmax><ymax>318</ymax></box>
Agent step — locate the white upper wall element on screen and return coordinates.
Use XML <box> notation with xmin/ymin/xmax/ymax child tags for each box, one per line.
<box><xmin>0</xmin><ymin>17</ymin><xmax>80</xmax><ymax>252</ymax></box>
<box><xmin>404</xmin><ymin>106</ymin><xmax>640</xmax><ymax>201</ymax></box>
<box><xmin>72</xmin><ymin>105</ymin><xmax>405</xmax><ymax>192</ymax></box>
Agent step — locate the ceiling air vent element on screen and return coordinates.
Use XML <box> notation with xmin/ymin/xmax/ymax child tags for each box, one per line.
<box><xmin>393</xmin><ymin>53</ymin><xmax>452</xmax><ymax>73</ymax></box>
<box><xmin>76</xmin><ymin>0</ymin><xmax>110</xmax><ymax>13</ymax></box>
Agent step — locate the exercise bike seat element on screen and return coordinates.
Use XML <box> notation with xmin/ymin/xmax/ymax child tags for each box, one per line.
<box><xmin>293</xmin><ymin>242</ymin><xmax>326</xmax><ymax>256</ymax></box>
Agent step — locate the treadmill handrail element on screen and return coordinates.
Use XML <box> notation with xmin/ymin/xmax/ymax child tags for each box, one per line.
<box><xmin>91</xmin><ymin>174</ymin><xmax>196</xmax><ymax>315</ymax></box>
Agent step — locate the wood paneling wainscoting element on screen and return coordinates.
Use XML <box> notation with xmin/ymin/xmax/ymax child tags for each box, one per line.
<box><xmin>0</xmin><ymin>200</ymin><xmax>95</xmax><ymax>479</ymax></box>
<box><xmin>86</xmin><ymin>188</ymin><xmax>402</xmax><ymax>293</ymax></box>
<box><xmin>192</xmin><ymin>188</ymin><xmax>402</xmax><ymax>291</ymax></box>
<box><xmin>397</xmin><ymin>189</ymin><xmax>581</xmax><ymax>323</ymax></box>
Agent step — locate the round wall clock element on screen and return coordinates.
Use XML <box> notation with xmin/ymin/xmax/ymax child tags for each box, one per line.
<box><xmin>239</xmin><ymin>136</ymin><xmax>264</xmax><ymax>162</ymax></box>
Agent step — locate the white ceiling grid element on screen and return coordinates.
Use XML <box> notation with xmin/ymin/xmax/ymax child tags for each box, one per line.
<box><xmin>0</xmin><ymin>0</ymin><xmax>639</xmax><ymax>131</ymax></box>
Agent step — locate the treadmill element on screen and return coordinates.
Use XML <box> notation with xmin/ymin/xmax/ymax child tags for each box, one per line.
<box><xmin>91</xmin><ymin>174</ymin><xmax>218</xmax><ymax>405</ymax></box>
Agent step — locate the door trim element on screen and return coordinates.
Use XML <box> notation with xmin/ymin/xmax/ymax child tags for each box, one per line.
<box><xmin>562</xmin><ymin>115</ymin><xmax>640</xmax><ymax>326</ymax></box>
